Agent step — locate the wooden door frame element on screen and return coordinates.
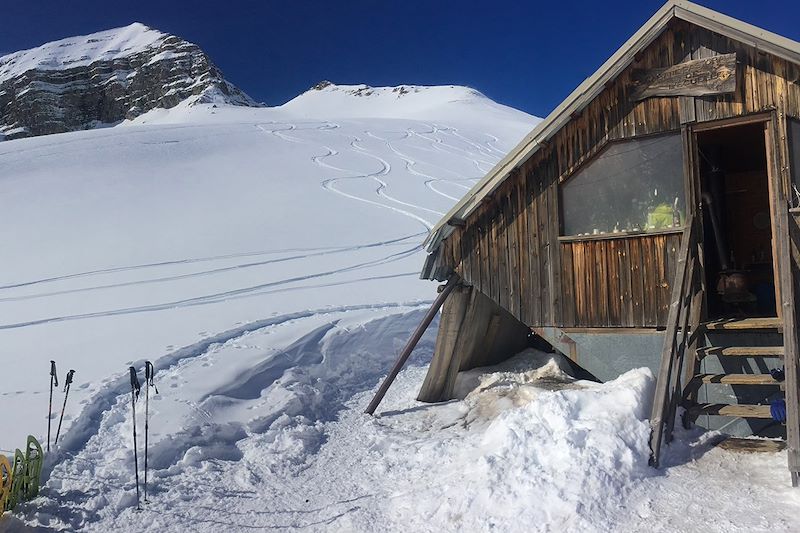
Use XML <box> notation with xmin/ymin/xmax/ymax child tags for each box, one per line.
<box><xmin>686</xmin><ymin>112</ymin><xmax>782</xmax><ymax>319</ymax></box>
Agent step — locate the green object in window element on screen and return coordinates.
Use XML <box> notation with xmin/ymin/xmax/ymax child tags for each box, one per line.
<box><xmin>646</xmin><ymin>203</ymin><xmax>683</xmax><ymax>230</ymax></box>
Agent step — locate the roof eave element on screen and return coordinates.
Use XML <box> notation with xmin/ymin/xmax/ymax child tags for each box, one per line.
<box><xmin>424</xmin><ymin>0</ymin><xmax>800</xmax><ymax>256</ymax></box>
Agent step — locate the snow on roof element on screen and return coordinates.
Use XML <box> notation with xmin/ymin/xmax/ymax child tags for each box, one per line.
<box><xmin>0</xmin><ymin>23</ymin><xmax>166</xmax><ymax>82</ymax></box>
<box><xmin>424</xmin><ymin>0</ymin><xmax>800</xmax><ymax>254</ymax></box>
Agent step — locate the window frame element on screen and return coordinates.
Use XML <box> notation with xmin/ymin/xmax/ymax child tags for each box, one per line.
<box><xmin>557</xmin><ymin>130</ymin><xmax>688</xmax><ymax>241</ymax></box>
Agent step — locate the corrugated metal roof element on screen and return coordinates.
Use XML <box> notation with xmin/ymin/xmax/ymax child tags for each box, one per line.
<box><xmin>424</xmin><ymin>0</ymin><xmax>800</xmax><ymax>256</ymax></box>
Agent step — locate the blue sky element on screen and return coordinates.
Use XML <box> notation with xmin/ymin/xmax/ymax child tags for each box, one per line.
<box><xmin>1</xmin><ymin>1</ymin><xmax>798</xmax><ymax>117</ymax></box>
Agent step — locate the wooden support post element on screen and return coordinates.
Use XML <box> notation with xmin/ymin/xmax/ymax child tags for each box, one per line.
<box><xmin>365</xmin><ymin>275</ymin><xmax>459</xmax><ymax>415</ymax></box>
<box><xmin>777</xmin><ymin>205</ymin><xmax>800</xmax><ymax>486</ymax></box>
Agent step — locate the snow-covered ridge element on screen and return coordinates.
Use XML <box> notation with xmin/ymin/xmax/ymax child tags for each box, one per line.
<box><xmin>280</xmin><ymin>81</ymin><xmax>531</xmax><ymax>123</ymax></box>
<box><xmin>0</xmin><ymin>23</ymin><xmax>166</xmax><ymax>80</ymax></box>
<box><xmin>0</xmin><ymin>23</ymin><xmax>258</xmax><ymax>140</ymax></box>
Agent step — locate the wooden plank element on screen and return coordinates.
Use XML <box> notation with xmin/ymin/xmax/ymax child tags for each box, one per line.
<box><xmin>506</xmin><ymin>187</ymin><xmax>521</xmax><ymax>320</ymax></box>
<box><xmin>487</xmin><ymin>207</ymin><xmax>498</xmax><ymax>303</ymax></box>
<box><xmin>526</xmin><ymin>170</ymin><xmax>542</xmax><ymax>326</ymax></box>
<box><xmin>629</xmin><ymin>238</ymin><xmax>646</xmax><ymax>326</ymax></box>
<box><xmin>619</xmin><ymin>239</ymin><xmax>634</xmax><ymax>327</ymax></box>
<box><xmin>561</xmin><ymin>242</ymin><xmax>576</xmax><ymax>327</ymax></box>
<box><xmin>654</xmin><ymin>235</ymin><xmax>670</xmax><ymax>324</ymax></box>
<box><xmin>631</xmin><ymin>53</ymin><xmax>737</xmax><ymax>101</ymax></box>
<box><xmin>478</xmin><ymin>210</ymin><xmax>490</xmax><ymax>299</ymax></box>
<box><xmin>572</xmin><ymin>241</ymin><xmax>587</xmax><ymax>327</ymax></box>
<box><xmin>688</xmin><ymin>403</ymin><xmax>773</xmax><ymax>418</ymax></box>
<box><xmin>664</xmin><ymin>235</ymin><xmax>680</xmax><ymax>326</ymax></box>
<box><xmin>703</xmin><ymin>317</ymin><xmax>782</xmax><ymax>330</ymax></box>
<box><xmin>641</xmin><ymin>237</ymin><xmax>658</xmax><ymax>327</ymax></box>
<box><xmin>416</xmin><ymin>285</ymin><xmax>471</xmax><ymax>403</ymax></box>
<box><xmin>607</xmin><ymin>239</ymin><xmax>622</xmax><ymax>326</ymax></box>
<box><xmin>548</xmin><ymin>176</ymin><xmax>562</xmax><ymax>327</ymax></box>
<box><xmin>697</xmin><ymin>346</ymin><xmax>784</xmax><ymax>358</ymax></box>
<box><xmin>584</xmin><ymin>240</ymin><xmax>597</xmax><ymax>326</ymax></box>
<box><xmin>693</xmin><ymin>373</ymin><xmax>780</xmax><ymax>385</ymax></box>
<box><xmin>717</xmin><ymin>438</ymin><xmax>787</xmax><ymax>453</ymax></box>
<box><xmin>596</xmin><ymin>240</ymin><xmax>610</xmax><ymax>326</ymax></box>
<box><xmin>515</xmin><ymin>180</ymin><xmax>528</xmax><ymax>324</ymax></box>
<box><xmin>461</xmin><ymin>225</ymin><xmax>474</xmax><ymax>286</ymax></box>
<box><xmin>496</xmin><ymin>197</ymin><xmax>509</xmax><ymax>310</ymax></box>
<box><xmin>537</xmin><ymin>176</ymin><xmax>551</xmax><ymax>326</ymax></box>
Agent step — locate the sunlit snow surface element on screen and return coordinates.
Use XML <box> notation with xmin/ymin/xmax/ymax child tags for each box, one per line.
<box><xmin>2</xmin><ymin>90</ymin><xmax>799</xmax><ymax>531</ymax></box>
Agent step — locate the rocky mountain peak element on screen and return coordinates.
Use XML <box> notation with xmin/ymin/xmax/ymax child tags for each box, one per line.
<box><xmin>0</xmin><ymin>23</ymin><xmax>259</xmax><ymax>140</ymax></box>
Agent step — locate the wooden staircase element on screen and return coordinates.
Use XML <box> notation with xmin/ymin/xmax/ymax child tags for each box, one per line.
<box><xmin>648</xmin><ymin>207</ymin><xmax>800</xmax><ymax>487</ymax></box>
<box><xmin>684</xmin><ymin>318</ymin><xmax>785</xmax><ymax>435</ymax></box>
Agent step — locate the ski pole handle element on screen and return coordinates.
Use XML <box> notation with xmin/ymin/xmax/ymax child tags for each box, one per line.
<box><xmin>145</xmin><ymin>361</ymin><xmax>158</xmax><ymax>394</ymax></box>
<box><xmin>129</xmin><ymin>366</ymin><xmax>141</xmax><ymax>399</ymax></box>
<box><xmin>64</xmin><ymin>369</ymin><xmax>75</xmax><ymax>391</ymax></box>
<box><xmin>50</xmin><ymin>360</ymin><xmax>58</xmax><ymax>387</ymax></box>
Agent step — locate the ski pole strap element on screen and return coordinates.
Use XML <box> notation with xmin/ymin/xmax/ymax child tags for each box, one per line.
<box><xmin>129</xmin><ymin>367</ymin><xmax>141</xmax><ymax>399</ymax></box>
<box><xmin>50</xmin><ymin>360</ymin><xmax>58</xmax><ymax>388</ymax></box>
<box><xmin>63</xmin><ymin>370</ymin><xmax>75</xmax><ymax>392</ymax></box>
<box><xmin>145</xmin><ymin>361</ymin><xmax>158</xmax><ymax>394</ymax></box>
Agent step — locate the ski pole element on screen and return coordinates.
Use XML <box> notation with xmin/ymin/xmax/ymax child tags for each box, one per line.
<box><xmin>47</xmin><ymin>361</ymin><xmax>58</xmax><ymax>453</ymax></box>
<box><xmin>129</xmin><ymin>366</ymin><xmax>142</xmax><ymax>511</ymax></box>
<box><xmin>54</xmin><ymin>369</ymin><xmax>74</xmax><ymax>446</ymax></box>
<box><xmin>143</xmin><ymin>361</ymin><xmax>158</xmax><ymax>503</ymax></box>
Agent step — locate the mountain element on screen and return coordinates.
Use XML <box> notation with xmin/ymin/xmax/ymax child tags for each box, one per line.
<box><xmin>0</xmin><ymin>23</ymin><xmax>258</xmax><ymax>140</ymax></box>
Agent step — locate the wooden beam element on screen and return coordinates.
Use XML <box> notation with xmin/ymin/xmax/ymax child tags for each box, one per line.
<box><xmin>365</xmin><ymin>275</ymin><xmax>458</xmax><ymax>415</ymax></box>
<box><xmin>631</xmin><ymin>53</ymin><xmax>737</xmax><ymax>101</ymax></box>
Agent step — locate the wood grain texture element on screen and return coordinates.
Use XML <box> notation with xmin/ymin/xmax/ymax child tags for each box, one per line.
<box><xmin>431</xmin><ymin>19</ymin><xmax>800</xmax><ymax>329</ymax></box>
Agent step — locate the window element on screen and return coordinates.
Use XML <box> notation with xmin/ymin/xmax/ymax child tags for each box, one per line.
<box><xmin>790</xmin><ymin>119</ymin><xmax>800</xmax><ymax>205</ymax></box>
<box><xmin>560</xmin><ymin>134</ymin><xmax>686</xmax><ymax>237</ymax></box>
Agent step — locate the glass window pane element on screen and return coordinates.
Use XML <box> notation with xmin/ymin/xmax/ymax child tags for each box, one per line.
<box><xmin>560</xmin><ymin>134</ymin><xmax>685</xmax><ymax>237</ymax></box>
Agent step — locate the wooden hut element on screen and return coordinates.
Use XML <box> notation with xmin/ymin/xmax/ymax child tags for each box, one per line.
<box><xmin>417</xmin><ymin>0</ymin><xmax>800</xmax><ymax>485</ymax></box>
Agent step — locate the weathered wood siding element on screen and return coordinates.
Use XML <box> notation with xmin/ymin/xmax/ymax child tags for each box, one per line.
<box><xmin>560</xmin><ymin>233</ymin><xmax>682</xmax><ymax>327</ymax></box>
<box><xmin>432</xmin><ymin>19</ymin><xmax>800</xmax><ymax>328</ymax></box>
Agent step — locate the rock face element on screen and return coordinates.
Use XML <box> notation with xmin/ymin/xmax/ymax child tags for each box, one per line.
<box><xmin>0</xmin><ymin>23</ymin><xmax>259</xmax><ymax>140</ymax></box>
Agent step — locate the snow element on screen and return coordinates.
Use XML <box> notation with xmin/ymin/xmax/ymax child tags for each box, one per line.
<box><xmin>1</xmin><ymin>82</ymin><xmax>799</xmax><ymax>531</ymax></box>
<box><xmin>0</xmin><ymin>23</ymin><xmax>165</xmax><ymax>81</ymax></box>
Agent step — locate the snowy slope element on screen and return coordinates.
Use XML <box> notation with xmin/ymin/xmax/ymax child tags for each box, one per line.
<box><xmin>2</xmin><ymin>84</ymin><xmax>799</xmax><ymax>532</ymax></box>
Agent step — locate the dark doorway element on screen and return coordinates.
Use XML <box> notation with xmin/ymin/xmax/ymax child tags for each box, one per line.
<box><xmin>697</xmin><ymin>122</ymin><xmax>777</xmax><ymax>319</ymax></box>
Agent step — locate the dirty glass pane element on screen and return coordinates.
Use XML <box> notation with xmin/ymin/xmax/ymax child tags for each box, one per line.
<box><xmin>560</xmin><ymin>134</ymin><xmax>685</xmax><ymax>237</ymax></box>
<box><xmin>790</xmin><ymin>120</ymin><xmax>800</xmax><ymax>206</ymax></box>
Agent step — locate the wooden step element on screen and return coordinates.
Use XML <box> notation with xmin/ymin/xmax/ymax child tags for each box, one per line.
<box><xmin>717</xmin><ymin>437</ymin><xmax>786</xmax><ymax>453</ymax></box>
<box><xmin>688</xmin><ymin>403</ymin><xmax>773</xmax><ymax>418</ymax></box>
<box><xmin>692</xmin><ymin>373</ymin><xmax>780</xmax><ymax>385</ymax></box>
<box><xmin>697</xmin><ymin>346</ymin><xmax>784</xmax><ymax>358</ymax></box>
<box><xmin>703</xmin><ymin>317</ymin><xmax>782</xmax><ymax>331</ymax></box>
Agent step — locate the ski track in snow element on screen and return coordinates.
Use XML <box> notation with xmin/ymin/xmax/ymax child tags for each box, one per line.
<box><xmin>256</xmin><ymin>120</ymin><xmax>501</xmax><ymax>232</ymax></box>
<box><xmin>0</xmin><ymin>233</ymin><xmax>424</xmax><ymax>303</ymax></box>
<box><xmin>2</xmin><ymin>114</ymin><xmax>523</xmax><ymax>530</ymax></box>
<box><xmin>18</xmin><ymin>304</ymin><xmax>434</xmax><ymax>531</ymax></box>
<box><xmin>0</xmin><ymin>118</ymin><xmax>507</xmax><ymax>329</ymax></box>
